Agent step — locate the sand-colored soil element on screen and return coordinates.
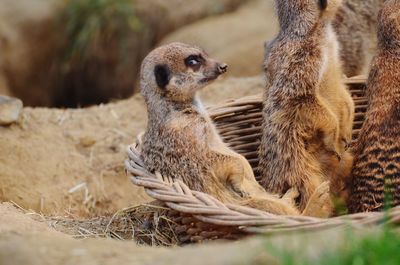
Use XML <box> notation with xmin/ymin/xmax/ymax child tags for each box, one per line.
<box><xmin>0</xmin><ymin>94</ymin><xmax>151</xmax><ymax>217</ymax></box>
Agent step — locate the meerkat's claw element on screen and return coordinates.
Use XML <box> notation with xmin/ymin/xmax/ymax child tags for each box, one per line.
<box><xmin>165</xmin><ymin>175</ymin><xmax>175</xmax><ymax>185</ymax></box>
<box><xmin>155</xmin><ymin>171</ymin><xmax>174</xmax><ymax>186</ymax></box>
<box><xmin>232</xmin><ymin>187</ymin><xmax>250</xmax><ymax>198</ymax></box>
<box><xmin>136</xmin><ymin>132</ymin><xmax>145</xmax><ymax>147</ymax></box>
<box><xmin>334</xmin><ymin>151</ymin><xmax>342</xmax><ymax>161</ymax></box>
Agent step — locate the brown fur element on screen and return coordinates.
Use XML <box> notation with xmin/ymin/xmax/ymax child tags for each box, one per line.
<box><xmin>348</xmin><ymin>0</ymin><xmax>400</xmax><ymax>213</ymax></box>
<box><xmin>259</xmin><ymin>0</ymin><xmax>354</xmax><ymax>213</ymax></box>
<box><xmin>140</xmin><ymin>42</ymin><xmax>331</xmax><ymax>216</ymax></box>
<box><xmin>333</xmin><ymin>0</ymin><xmax>385</xmax><ymax>77</ymax></box>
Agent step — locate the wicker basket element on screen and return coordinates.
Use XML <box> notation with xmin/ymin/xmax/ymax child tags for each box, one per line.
<box><xmin>125</xmin><ymin>76</ymin><xmax>400</xmax><ymax>244</ymax></box>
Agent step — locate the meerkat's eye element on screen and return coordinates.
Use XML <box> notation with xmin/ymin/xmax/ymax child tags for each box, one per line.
<box><xmin>319</xmin><ymin>0</ymin><xmax>328</xmax><ymax>10</ymax></box>
<box><xmin>185</xmin><ymin>55</ymin><xmax>202</xmax><ymax>67</ymax></box>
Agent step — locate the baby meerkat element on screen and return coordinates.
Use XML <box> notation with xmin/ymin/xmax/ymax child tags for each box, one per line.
<box><xmin>139</xmin><ymin>42</ymin><xmax>330</xmax><ymax>216</ymax></box>
<box><xmin>348</xmin><ymin>0</ymin><xmax>400</xmax><ymax>213</ymax></box>
<box><xmin>260</xmin><ymin>0</ymin><xmax>354</xmax><ymax>212</ymax></box>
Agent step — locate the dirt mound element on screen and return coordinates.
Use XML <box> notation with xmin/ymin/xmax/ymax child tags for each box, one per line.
<box><xmin>161</xmin><ymin>0</ymin><xmax>278</xmax><ymax>77</ymax></box>
<box><xmin>0</xmin><ymin>203</ymin><xmax>64</xmax><ymax>237</ymax></box>
<box><xmin>0</xmin><ymin>94</ymin><xmax>151</xmax><ymax>217</ymax></box>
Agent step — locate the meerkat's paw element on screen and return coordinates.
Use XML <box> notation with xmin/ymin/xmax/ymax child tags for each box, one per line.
<box><xmin>324</xmin><ymin>140</ymin><xmax>342</xmax><ymax>162</ymax></box>
<box><xmin>302</xmin><ymin>181</ymin><xmax>333</xmax><ymax>218</ymax></box>
<box><xmin>232</xmin><ymin>185</ymin><xmax>251</xmax><ymax>198</ymax></box>
<box><xmin>155</xmin><ymin>171</ymin><xmax>174</xmax><ymax>186</ymax></box>
<box><xmin>282</xmin><ymin>187</ymin><xmax>300</xmax><ymax>205</ymax></box>
<box><xmin>320</xmin><ymin>121</ymin><xmax>342</xmax><ymax>161</ymax></box>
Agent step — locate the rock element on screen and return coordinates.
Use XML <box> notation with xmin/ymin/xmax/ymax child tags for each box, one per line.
<box><xmin>0</xmin><ymin>95</ymin><xmax>22</xmax><ymax>125</ymax></box>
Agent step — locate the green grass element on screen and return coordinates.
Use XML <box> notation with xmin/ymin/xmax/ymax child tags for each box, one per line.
<box><xmin>273</xmin><ymin>228</ymin><xmax>400</xmax><ymax>265</ymax></box>
<box><xmin>62</xmin><ymin>0</ymin><xmax>141</xmax><ymax>70</ymax></box>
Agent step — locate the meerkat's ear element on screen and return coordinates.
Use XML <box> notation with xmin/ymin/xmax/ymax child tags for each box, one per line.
<box><xmin>154</xmin><ymin>64</ymin><xmax>170</xmax><ymax>89</ymax></box>
<box><xmin>319</xmin><ymin>0</ymin><xmax>328</xmax><ymax>10</ymax></box>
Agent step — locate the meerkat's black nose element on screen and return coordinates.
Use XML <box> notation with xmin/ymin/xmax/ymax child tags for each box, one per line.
<box><xmin>218</xmin><ymin>63</ymin><xmax>228</xmax><ymax>74</ymax></box>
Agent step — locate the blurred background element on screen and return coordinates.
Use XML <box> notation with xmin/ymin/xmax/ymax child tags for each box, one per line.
<box><xmin>0</xmin><ymin>0</ymin><xmax>278</xmax><ymax>108</ymax></box>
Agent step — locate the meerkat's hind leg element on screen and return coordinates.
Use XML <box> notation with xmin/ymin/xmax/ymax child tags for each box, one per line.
<box><xmin>301</xmin><ymin>181</ymin><xmax>333</xmax><ymax>218</ymax></box>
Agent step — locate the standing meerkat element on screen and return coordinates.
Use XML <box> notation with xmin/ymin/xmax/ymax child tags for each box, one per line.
<box><xmin>333</xmin><ymin>0</ymin><xmax>385</xmax><ymax>77</ymax></box>
<box><xmin>139</xmin><ymin>42</ymin><xmax>330</xmax><ymax>216</ymax></box>
<box><xmin>259</xmin><ymin>0</ymin><xmax>354</xmax><ymax>211</ymax></box>
<box><xmin>348</xmin><ymin>0</ymin><xmax>400</xmax><ymax>213</ymax></box>
<box><xmin>265</xmin><ymin>0</ymin><xmax>384</xmax><ymax>78</ymax></box>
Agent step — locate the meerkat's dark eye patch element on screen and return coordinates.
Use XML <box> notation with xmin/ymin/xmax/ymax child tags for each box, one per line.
<box><xmin>154</xmin><ymin>64</ymin><xmax>170</xmax><ymax>89</ymax></box>
<box><xmin>319</xmin><ymin>0</ymin><xmax>328</xmax><ymax>10</ymax></box>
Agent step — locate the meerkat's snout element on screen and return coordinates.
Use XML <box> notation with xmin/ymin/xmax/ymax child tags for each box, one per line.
<box><xmin>200</xmin><ymin>61</ymin><xmax>228</xmax><ymax>84</ymax></box>
<box><xmin>218</xmin><ymin>63</ymin><xmax>228</xmax><ymax>74</ymax></box>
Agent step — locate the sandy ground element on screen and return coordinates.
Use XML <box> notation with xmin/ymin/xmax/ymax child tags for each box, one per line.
<box><xmin>0</xmin><ymin>93</ymin><xmax>151</xmax><ymax>217</ymax></box>
<box><xmin>161</xmin><ymin>0</ymin><xmax>278</xmax><ymax>77</ymax></box>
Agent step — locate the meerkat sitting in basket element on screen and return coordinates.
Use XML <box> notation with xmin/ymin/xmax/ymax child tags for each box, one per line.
<box><xmin>138</xmin><ymin>42</ymin><xmax>331</xmax><ymax>216</ymax></box>
<box><xmin>259</xmin><ymin>0</ymin><xmax>355</xmax><ymax>215</ymax></box>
